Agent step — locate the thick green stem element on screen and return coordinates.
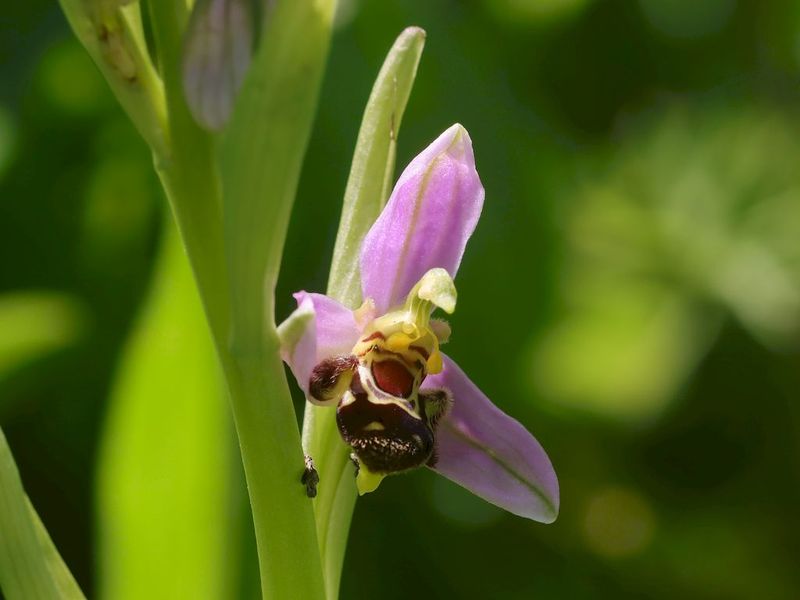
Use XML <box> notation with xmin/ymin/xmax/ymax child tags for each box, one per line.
<box><xmin>218</xmin><ymin>0</ymin><xmax>337</xmax><ymax>598</ymax></box>
<box><xmin>301</xmin><ymin>27</ymin><xmax>426</xmax><ymax>600</ymax></box>
<box><xmin>223</xmin><ymin>345</ymin><xmax>325</xmax><ymax>599</ymax></box>
<box><xmin>146</xmin><ymin>0</ymin><xmax>334</xmax><ymax>597</ymax></box>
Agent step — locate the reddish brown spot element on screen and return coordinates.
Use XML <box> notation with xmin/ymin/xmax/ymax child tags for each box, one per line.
<box><xmin>372</xmin><ymin>359</ymin><xmax>415</xmax><ymax>398</ymax></box>
<box><xmin>361</xmin><ymin>331</ymin><xmax>386</xmax><ymax>343</ymax></box>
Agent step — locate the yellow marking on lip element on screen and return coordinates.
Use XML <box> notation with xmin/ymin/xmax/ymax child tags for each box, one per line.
<box><xmin>363</xmin><ymin>421</ymin><xmax>385</xmax><ymax>431</ymax></box>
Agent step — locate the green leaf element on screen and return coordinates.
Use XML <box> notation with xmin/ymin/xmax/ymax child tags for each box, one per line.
<box><xmin>0</xmin><ymin>428</ymin><xmax>85</xmax><ymax>599</ymax></box>
<box><xmin>97</xmin><ymin>225</ymin><xmax>235</xmax><ymax>599</ymax></box>
<box><xmin>301</xmin><ymin>26</ymin><xmax>426</xmax><ymax>600</ymax></box>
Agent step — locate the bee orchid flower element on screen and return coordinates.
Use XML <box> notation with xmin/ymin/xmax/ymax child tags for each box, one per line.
<box><xmin>281</xmin><ymin>124</ymin><xmax>559</xmax><ymax>523</ymax></box>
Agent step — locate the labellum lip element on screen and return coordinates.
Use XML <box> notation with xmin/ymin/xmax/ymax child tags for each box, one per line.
<box><xmin>336</xmin><ymin>391</ymin><xmax>434</xmax><ymax>475</ymax></box>
<box><xmin>371</xmin><ymin>359</ymin><xmax>415</xmax><ymax>398</ymax></box>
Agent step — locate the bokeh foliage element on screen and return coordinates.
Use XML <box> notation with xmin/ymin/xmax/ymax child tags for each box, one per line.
<box><xmin>1</xmin><ymin>0</ymin><xmax>799</xmax><ymax>598</ymax></box>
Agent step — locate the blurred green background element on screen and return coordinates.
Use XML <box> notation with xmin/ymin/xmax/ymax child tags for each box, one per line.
<box><xmin>2</xmin><ymin>0</ymin><xmax>800</xmax><ymax>598</ymax></box>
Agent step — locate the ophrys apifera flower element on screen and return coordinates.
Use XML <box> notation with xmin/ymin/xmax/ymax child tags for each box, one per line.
<box><xmin>282</xmin><ymin>124</ymin><xmax>559</xmax><ymax>522</ymax></box>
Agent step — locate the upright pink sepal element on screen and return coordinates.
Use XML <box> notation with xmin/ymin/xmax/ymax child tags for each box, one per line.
<box><xmin>360</xmin><ymin>124</ymin><xmax>485</xmax><ymax>313</ymax></box>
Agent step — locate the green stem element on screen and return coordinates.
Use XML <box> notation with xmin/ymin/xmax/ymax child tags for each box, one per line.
<box><xmin>301</xmin><ymin>27</ymin><xmax>426</xmax><ymax>600</ymax></box>
<box><xmin>222</xmin><ymin>345</ymin><xmax>325</xmax><ymax>599</ymax></box>
<box><xmin>217</xmin><ymin>0</ymin><xmax>337</xmax><ymax>597</ymax></box>
<box><xmin>142</xmin><ymin>0</ymin><xmax>334</xmax><ymax>596</ymax></box>
<box><xmin>146</xmin><ymin>1</ymin><xmax>333</xmax><ymax>597</ymax></box>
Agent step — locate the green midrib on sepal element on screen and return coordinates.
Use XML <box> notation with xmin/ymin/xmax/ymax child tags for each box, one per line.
<box><xmin>439</xmin><ymin>420</ymin><xmax>558</xmax><ymax>523</ymax></box>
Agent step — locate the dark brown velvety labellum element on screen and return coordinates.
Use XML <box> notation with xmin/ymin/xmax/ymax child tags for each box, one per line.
<box><xmin>337</xmin><ymin>376</ymin><xmax>434</xmax><ymax>474</ymax></box>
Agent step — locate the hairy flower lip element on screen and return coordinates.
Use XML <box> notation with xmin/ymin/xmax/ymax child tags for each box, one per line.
<box><xmin>280</xmin><ymin>125</ymin><xmax>560</xmax><ymax>522</ymax></box>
